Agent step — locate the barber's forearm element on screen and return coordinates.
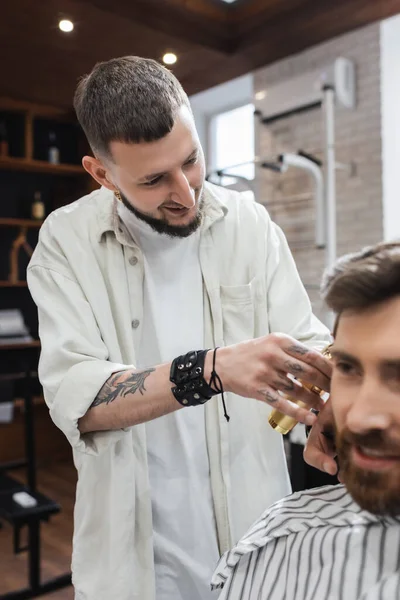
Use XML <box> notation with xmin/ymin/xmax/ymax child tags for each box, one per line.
<box><xmin>78</xmin><ymin>331</ymin><xmax>331</xmax><ymax>435</ymax></box>
<box><xmin>78</xmin><ymin>363</ymin><xmax>183</xmax><ymax>433</ymax></box>
<box><xmin>79</xmin><ymin>350</ymin><xmax>219</xmax><ymax>433</ymax></box>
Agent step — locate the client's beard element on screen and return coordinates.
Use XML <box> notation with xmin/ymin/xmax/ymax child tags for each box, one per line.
<box><xmin>118</xmin><ymin>189</ymin><xmax>204</xmax><ymax>238</ymax></box>
<box><xmin>337</xmin><ymin>427</ymin><xmax>400</xmax><ymax>516</ymax></box>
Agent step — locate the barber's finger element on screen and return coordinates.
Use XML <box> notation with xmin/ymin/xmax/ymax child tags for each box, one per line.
<box><xmin>284</xmin><ymin>342</ymin><xmax>332</xmax><ymax>380</ymax></box>
<box><xmin>304</xmin><ymin>433</ymin><xmax>338</xmax><ymax>475</ymax></box>
<box><xmin>284</xmin><ymin>381</ymin><xmax>326</xmax><ymax>411</ymax></box>
<box><xmin>303</xmin><ymin>396</ymin><xmax>339</xmax><ymax>475</ymax></box>
<box><xmin>304</xmin><ymin>444</ymin><xmax>338</xmax><ymax>475</ymax></box>
<box><xmin>278</xmin><ymin>354</ymin><xmax>330</xmax><ymax>392</ymax></box>
<box><xmin>273</xmin><ymin>373</ymin><xmax>324</xmax><ymax>411</ymax></box>
<box><xmin>257</xmin><ymin>385</ymin><xmax>318</xmax><ymax>426</ymax></box>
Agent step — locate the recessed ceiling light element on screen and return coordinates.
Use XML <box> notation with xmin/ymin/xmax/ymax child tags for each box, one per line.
<box><xmin>220</xmin><ymin>0</ymin><xmax>239</xmax><ymax>3</ymax></box>
<box><xmin>255</xmin><ymin>90</ymin><xmax>267</xmax><ymax>101</ymax></box>
<box><xmin>163</xmin><ymin>53</ymin><xmax>177</xmax><ymax>65</ymax></box>
<box><xmin>59</xmin><ymin>19</ymin><xmax>74</xmax><ymax>33</ymax></box>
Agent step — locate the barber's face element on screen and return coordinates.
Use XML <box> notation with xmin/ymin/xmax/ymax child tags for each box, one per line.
<box><xmin>107</xmin><ymin>105</ymin><xmax>205</xmax><ymax>237</ymax></box>
<box><xmin>331</xmin><ymin>296</ymin><xmax>400</xmax><ymax>515</ymax></box>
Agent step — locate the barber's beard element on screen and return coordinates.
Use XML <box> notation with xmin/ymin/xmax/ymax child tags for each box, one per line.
<box><xmin>117</xmin><ymin>189</ymin><xmax>204</xmax><ymax>238</ymax></box>
<box><xmin>337</xmin><ymin>427</ymin><xmax>400</xmax><ymax>516</ymax></box>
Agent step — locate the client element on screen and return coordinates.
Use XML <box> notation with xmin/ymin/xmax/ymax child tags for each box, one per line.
<box><xmin>212</xmin><ymin>241</ymin><xmax>400</xmax><ymax>600</ymax></box>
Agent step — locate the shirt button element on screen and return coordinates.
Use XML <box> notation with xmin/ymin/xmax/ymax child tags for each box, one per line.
<box><xmin>132</xmin><ymin>319</ymin><xmax>140</xmax><ymax>329</ymax></box>
<box><xmin>129</xmin><ymin>256</ymin><xmax>138</xmax><ymax>266</ymax></box>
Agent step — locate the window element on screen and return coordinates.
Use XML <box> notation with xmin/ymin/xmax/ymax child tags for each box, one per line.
<box><xmin>209</xmin><ymin>103</ymin><xmax>255</xmax><ymax>187</ymax></box>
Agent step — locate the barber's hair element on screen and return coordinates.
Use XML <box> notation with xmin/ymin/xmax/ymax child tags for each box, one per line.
<box><xmin>74</xmin><ymin>56</ymin><xmax>190</xmax><ymax>158</ymax></box>
<box><xmin>321</xmin><ymin>241</ymin><xmax>400</xmax><ymax>317</ymax></box>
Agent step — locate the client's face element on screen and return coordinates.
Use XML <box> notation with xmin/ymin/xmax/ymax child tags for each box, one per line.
<box><xmin>331</xmin><ymin>296</ymin><xmax>400</xmax><ymax>516</ymax></box>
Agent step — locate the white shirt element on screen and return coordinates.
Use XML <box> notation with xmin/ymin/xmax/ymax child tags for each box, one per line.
<box><xmin>27</xmin><ymin>183</ymin><xmax>331</xmax><ymax>600</ymax></box>
<box><xmin>212</xmin><ymin>484</ymin><xmax>400</xmax><ymax>600</ymax></box>
<box><xmin>118</xmin><ymin>204</ymin><xmax>219</xmax><ymax>600</ymax></box>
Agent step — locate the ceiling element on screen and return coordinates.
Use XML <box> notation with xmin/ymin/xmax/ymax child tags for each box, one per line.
<box><xmin>1</xmin><ymin>0</ymin><xmax>400</xmax><ymax>108</ymax></box>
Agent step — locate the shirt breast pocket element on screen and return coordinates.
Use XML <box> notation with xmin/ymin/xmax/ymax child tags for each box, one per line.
<box><xmin>220</xmin><ymin>278</ymin><xmax>258</xmax><ymax>345</ymax></box>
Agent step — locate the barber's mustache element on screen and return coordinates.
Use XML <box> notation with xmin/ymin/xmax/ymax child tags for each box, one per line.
<box><xmin>160</xmin><ymin>188</ymin><xmax>203</xmax><ymax>209</ymax></box>
<box><xmin>339</xmin><ymin>428</ymin><xmax>400</xmax><ymax>456</ymax></box>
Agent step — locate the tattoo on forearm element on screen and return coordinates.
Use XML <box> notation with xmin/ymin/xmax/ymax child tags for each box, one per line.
<box><xmin>91</xmin><ymin>368</ymin><xmax>155</xmax><ymax>408</ymax></box>
<box><xmin>287</xmin><ymin>344</ymin><xmax>309</xmax><ymax>357</ymax></box>
<box><xmin>258</xmin><ymin>389</ymin><xmax>279</xmax><ymax>403</ymax></box>
<box><xmin>284</xmin><ymin>360</ymin><xmax>304</xmax><ymax>375</ymax></box>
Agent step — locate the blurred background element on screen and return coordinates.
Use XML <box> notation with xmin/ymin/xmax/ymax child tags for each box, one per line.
<box><xmin>0</xmin><ymin>1</ymin><xmax>400</xmax><ymax>597</ymax></box>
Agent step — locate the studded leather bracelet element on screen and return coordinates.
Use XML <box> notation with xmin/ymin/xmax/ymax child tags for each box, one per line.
<box><xmin>170</xmin><ymin>349</ymin><xmax>230</xmax><ymax>421</ymax></box>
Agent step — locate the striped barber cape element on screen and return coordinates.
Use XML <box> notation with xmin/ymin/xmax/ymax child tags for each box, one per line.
<box><xmin>211</xmin><ymin>485</ymin><xmax>400</xmax><ymax>600</ymax></box>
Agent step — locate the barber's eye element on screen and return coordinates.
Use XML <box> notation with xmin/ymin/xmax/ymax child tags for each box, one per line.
<box><xmin>185</xmin><ymin>156</ymin><xmax>197</xmax><ymax>166</ymax></box>
<box><xmin>143</xmin><ymin>175</ymin><xmax>163</xmax><ymax>187</ymax></box>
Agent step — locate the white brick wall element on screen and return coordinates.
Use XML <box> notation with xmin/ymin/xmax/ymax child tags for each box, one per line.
<box><xmin>254</xmin><ymin>23</ymin><xmax>383</xmax><ymax>319</ymax></box>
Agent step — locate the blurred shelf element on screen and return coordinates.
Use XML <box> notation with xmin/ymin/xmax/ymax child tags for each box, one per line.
<box><xmin>0</xmin><ymin>156</ymin><xmax>85</xmax><ymax>176</ymax></box>
<box><xmin>0</xmin><ymin>96</ymin><xmax>74</xmax><ymax>118</ymax></box>
<box><xmin>14</xmin><ymin>395</ymin><xmax>44</xmax><ymax>410</ymax></box>
<box><xmin>0</xmin><ymin>218</ymin><xmax>42</xmax><ymax>228</ymax></box>
<box><xmin>0</xmin><ymin>281</ymin><xmax>28</xmax><ymax>287</ymax></box>
<box><xmin>0</xmin><ymin>372</ymin><xmax>27</xmax><ymax>382</ymax></box>
<box><xmin>0</xmin><ymin>341</ymin><xmax>40</xmax><ymax>351</ymax></box>
<box><xmin>0</xmin><ymin>370</ymin><xmax>37</xmax><ymax>382</ymax></box>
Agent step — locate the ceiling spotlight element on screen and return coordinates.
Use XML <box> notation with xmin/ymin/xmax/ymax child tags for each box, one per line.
<box><xmin>163</xmin><ymin>53</ymin><xmax>177</xmax><ymax>66</ymax></box>
<box><xmin>255</xmin><ymin>90</ymin><xmax>267</xmax><ymax>101</ymax></box>
<box><xmin>59</xmin><ymin>19</ymin><xmax>74</xmax><ymax>33</ymax></box>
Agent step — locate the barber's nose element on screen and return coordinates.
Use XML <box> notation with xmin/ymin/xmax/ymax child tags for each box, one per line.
<box><xmin>172</xmin><ymin>172</ymin><xmax>195</xmax><ymax>208</ymax></box>
<box><xmin>345</xmin><ymin>379</ymin><xmax>392</xmax><ymax>434</ymax></box>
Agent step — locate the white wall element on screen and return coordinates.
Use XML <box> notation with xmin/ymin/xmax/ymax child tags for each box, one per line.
<box><xmin>381</xmin><ymin>14</ymin><xmax>400</xmax><ymax>240</ymax></box>
<box><xmin>189</xmin><ymin>74</ymin><xmax>253</xmax><ymax>167</ymax></box>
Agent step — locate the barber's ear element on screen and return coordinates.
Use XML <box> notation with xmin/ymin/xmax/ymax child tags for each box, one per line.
<box><xmin>82</xmin><ymin>156</ymin><xmax>117</xmax><ymax>192</ymax></box>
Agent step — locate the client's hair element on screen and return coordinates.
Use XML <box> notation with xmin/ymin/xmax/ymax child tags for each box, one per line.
<box><xmin>321</xmin><ymin>241</ymin><xmax>400</xmax><ymax>317</ymax></box>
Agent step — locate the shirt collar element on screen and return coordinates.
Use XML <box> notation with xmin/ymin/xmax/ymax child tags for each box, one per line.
<box><xmin>96</xmin><ymin>182</ymin><xmax>228</xmax><ymax>244</ymax></box>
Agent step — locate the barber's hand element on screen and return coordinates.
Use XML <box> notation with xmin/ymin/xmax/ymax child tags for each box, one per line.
<box><xmin>304</xmin><ymin>399</ymin><xmax>340</xmax><ymax>477</ymax></box>
<box><xmin>215</xmin><ymin>333</ymin><xmax>331</xmax><ymax>425</ymax></box>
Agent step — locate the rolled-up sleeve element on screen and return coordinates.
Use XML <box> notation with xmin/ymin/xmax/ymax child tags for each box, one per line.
<box><xmin>27</xmin><ymin>265</ymin><xmax>132</xmax><ymax>455</ymax></box>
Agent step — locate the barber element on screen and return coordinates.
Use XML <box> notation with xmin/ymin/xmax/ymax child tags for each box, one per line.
<box><xmin>28</xmin><ymin>55</ymin><xmax>332</xmax><ymax>600</ymax></box>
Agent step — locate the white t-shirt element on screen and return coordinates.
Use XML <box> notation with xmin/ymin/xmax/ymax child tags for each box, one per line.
<box><xmin>118</xmin><ymin>203</ymin><xmax>220</xmax><ymax>600</ymax></box>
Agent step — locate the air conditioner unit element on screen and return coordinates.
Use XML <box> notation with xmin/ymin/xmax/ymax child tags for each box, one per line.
<box><xmin>255</xmin><ymin>58</ymin><xmax>356</xmax><ymax>124</ymax></box>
